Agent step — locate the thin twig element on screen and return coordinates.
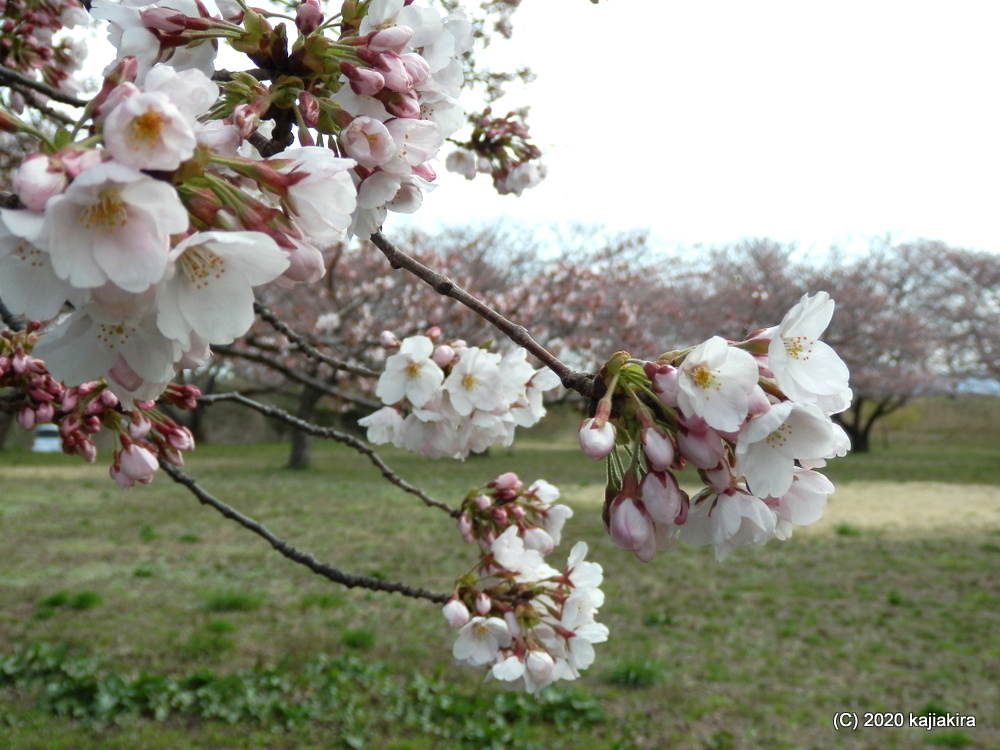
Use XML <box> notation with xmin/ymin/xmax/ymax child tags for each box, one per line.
<box><xmin>253</xmin><ymin>301</ymin><xmax>382</xmax><ymax>378</ymax></box>
<box><xmin>197</xmin><ymin>391</ymin><xmax>460</xmax><ymax>516</ymax></box>
<box><xmin>0</xmin><ymin>65</ymin><xmax>87</xmax><ymax>108</ymax></box>
<box><xmin>159</xmin><ymin>461</ymin><xmax>451</xmax><ymax>604</ymax></box>
<box><xmin>212</xmin><ymin>344</ymin><xmax>381</xmax><ymax>409</ymax></box>
<box><xmin>368</xmin><ymin>231</ymin><xmax>601</xmax><ymax>400</ymax></box>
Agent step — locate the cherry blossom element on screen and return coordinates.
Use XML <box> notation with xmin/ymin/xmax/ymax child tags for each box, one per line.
<box><xmin>375</xmin><ymin>335</ymin><xmax>443</xmax><ymax>408</ymax></box>
<box><xmin>678</xmin><ymin>336</ymin><xmax>759</xmax><ymax>432</ymax></box>
<box><xmin>765</xmin><ymin>292</ymin><xmax>851</xmax><ymax>402</ymax></box>
<box><xmin>155</xmin><ymin>230</ymin><xmax>290</xmax><ymax>349</ymax></box>
<box><xmin>39</xmin><ymin>162</ymin><xmax>189</xmax><ymax>293</ymax></box>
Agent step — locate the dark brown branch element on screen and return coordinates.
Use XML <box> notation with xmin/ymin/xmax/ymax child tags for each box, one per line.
<box><xmin>0</xmin><ymin>65</ymin><xmax>87</xmax><ymax>108</ymax></box>
<box><xmin>253</xmin><ymin>301</ymin><xmax>381</xmax><ymax>378</ymax></box>
<box><xmin>368</xmin><ymin>231</ymin><xmax>601</xmax><ymax>400</ymax></box>
<box><xmin>197</xmin><ymin>391</ymin><xmax>460</xmax><ymax>516</ymax></box>
<box><xmin>160</xmin><ymin>461</ymin><xmax>450</xmax><ymax>604</ymax></box>
<box><xmin>11</xmin><ymin>86</ymin><xmax>77</xmax><ymax>126</ymax></box>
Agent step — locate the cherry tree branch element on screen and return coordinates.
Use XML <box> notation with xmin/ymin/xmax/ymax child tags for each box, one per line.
<box><xmin>0</xmin><ymin>295</ymin><xmax>25</xmax><ymax>332</ymax></box>
<box><xmin>159</xmin><ymin>461</ymin><xmax>451</xmax><ymax>604</ymax></box>
<box><xmin>0</xmin><ymin>65</ymin><xmax>87</xmax><ymax>108</ymax></box>
<box><xmin>368</xmin><ymin>231</ymin><xmax>602</xmax><ymax>400</ymax></box>
<box><xmin>197</xmin><ymin>391</ymin><xmax>459</xmax><ymax>516</ymax></box>
<box><xmin>212</xmin><ymin>344</ymin><xmax>381</xmax><ymax>409</ymax></box>
<box><xmin>252</xmin><ymin>301</ymin><xmax>381</xmax><ymax>378</ymax></box>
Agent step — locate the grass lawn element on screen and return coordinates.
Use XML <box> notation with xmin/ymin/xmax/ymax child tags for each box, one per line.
<box><xmin>0</xmin><ymin>396</ymin><xmax>998</xmax><ymax>749</ymax></box>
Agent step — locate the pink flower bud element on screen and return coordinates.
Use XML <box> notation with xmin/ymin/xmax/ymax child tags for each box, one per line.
<box><xmin>119</xmin><ymin>443</ymin><xmax>159</xmax><ymax>484</ymax></box>
<box><xmin>476</xmin><ymin>592</ymin><xmax>491</xmax><ymax>616</ymax></box>
<box><xmin>110</xmin><ymin>464</ymin><xmax>135</xmax><ymax>490</ymax></box>
<box><xmin>374</xmin><ymin>51</ymin><xmax>411</xmax><ymax>92</ymax></box>
<box><xmin>35</xmin><ymin>403</ymin><xmax>54</xmax><ymax>423</ymax></box>
<box><xmin>474</xmin><ymin>494</ymin><xmax>491</xmax><ymax>510</ymax></box>
<box><xmin>652</xmin><ymin>365</ymin><xmax>681</xmax><ymax>408</ymax></box>
<box><xmin>298</xmin><ymin>91</ymin><xmax>320</xmax><ymax>127</ymax></box>
<box><xmin>128</xmin><ymin>413</ymin><xmax>152</xmax><ymax>440</ymax></box>
<box><xmin>641</xmin><ymin>428</ymin><xmax>675</xmax><ymax>471</ymax></box>
<box><xmin>640</xmin><ymin>470</ymin><xmax>685</xmax><ymax>526</ymax></box>
<box><xmin>13</xmin><ymin>154</ymin><xmax>67</xmax><ymax>211</ymax></box>
<box><xmin>281</xmin><ymin>239</ymin><xmax>326</xmax><ymax>284</ymax></box>
<box><xmin>339</xmin><ymin>62</ymin><xmax>385</xmax><ymax>96</ymax></box>
<box><xmin>457</xmin><ymin>512</ymin><xmax>473</xmax><ymax>543</ymax></box>
<box><xmin>702</xmin><ymin>461</ymin><xmax>734</xmax><ymax>494</ymax></box>
<box><xmin>380</xmin><ymin>331</ymin><xmax>401</xmax><ymax>349</ymax></box>
<box><xmin>139</xmin><ymin>7</ymin><xmax>189</xmax><ymax>32</ymax></box>
<box><xmin>166</xmin><ymin>426</ymin><xmax>195</xmax><ymax>452</ymax></box>
<box><xmin>442</xmin><ymin>598</ymin><xmax>470</xmax><ymax>628</ymax></box>
<box><xmin>490</xmin><ymin>472</ymin><xmax>522</xmax><ymax>492</ymax></box>
<box><xmin>747</xmin><ymin>384</ymin><xmax>772</xmax><ymax>417</ymax></box>
<box><xmin>295</xmin><ymin>0</ymin><xmax>323</xmax><ymax>34</ymax></box>
<box><xmin>368</xmin><ymin>25</ymin><xmax>414</xmax><ymax>53</ymax></box>
<box><xmin>432</xmin><ymin>344</ymin><xmax>455</xmax><ymax>369</ymax></box>
<box><xmin>677</xmin><ymin>424</ymin><xmax>726</xmax><ymax>470</ymax></box>
<box><xmin>578</xmin><ymin>418</ymin><xmax>615</xmax><ymax>460</ymax></box>
<box><xmin>608</xmin><ymin>496</ymin><xmax>657</xmax><ymax>562</ymax></box>
<box><xmin>382</xmin><ymin>90</ymin><xmax>420</xmax><ymax>119</ymax></box>
<box><xmin>16</xmin><ymin>406</ymin><xmax>35</xmax><ymax>431</ymax></box>
<box><xmin>400</xmin><ymin>53</ymin><xmax>431</xmax><ymax>88</ymax></box>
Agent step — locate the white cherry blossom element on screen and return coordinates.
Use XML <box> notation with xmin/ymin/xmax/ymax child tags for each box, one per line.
<box><xmin>155</xmin><ymin>231</ymin><xmax>290</xmax><ymax>349</ymax></box>
<box><xmin>766</xmin><ymin>292</ymin><xmax>850</xmax><ymax>403</ymax></box>
<box><xmin>102</xmin><ymin>90</ymin><xmax>197</xmax><ymax>170</ymax></box>
<box><xmin>735</xmin><ymin>400</ymin><xmax>839</xmax><ymax>498</ymax></box>
<box><xmin>376</xmin><ymin>335</ymin><xmax>444</xmax><ymax>407</ymax></box>
<box><xmin>41</xmin><ymin>162</ymin><xmax>189</xmax><ymax>293</ymax></box>
<box><xmin>678</xmin><ymin>336</ymin><xmax>759</xmax><ymax>432</ymax></box>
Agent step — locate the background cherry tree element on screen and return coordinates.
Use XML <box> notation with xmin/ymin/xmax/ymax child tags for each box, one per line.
<box><xmin>0</xmin><ymin>0</ymin><xmax>950</xmax><ymax>694</ymax></box>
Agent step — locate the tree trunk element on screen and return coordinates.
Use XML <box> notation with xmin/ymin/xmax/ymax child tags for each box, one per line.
<box><xmin>287</xmin><ymin>384</ymin><xmax>324</xmax><ymax>469</ymax></box>
<box><xmin>0</xmin><ymin>410</ymin><xmax>15</xmax><ymax>450</ymax></box>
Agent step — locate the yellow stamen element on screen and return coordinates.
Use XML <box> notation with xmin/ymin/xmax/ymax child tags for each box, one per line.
<box><xmin>129</xmin><ymin>107</ymin><xmax>168</xmax><ymax>148</ymax></box>
<box><xmin>179</xmin><ymin>246</ymin><xmax>226</xmax><ymax>290</ymax></box>
<box><xmin>79</xmin><ymin>189</ymin><xmax>128</xmax><ymax>234</ymax></box>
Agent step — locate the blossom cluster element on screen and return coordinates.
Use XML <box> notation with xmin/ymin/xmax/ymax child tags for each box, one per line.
<box><xmin>0</xmin><ymin>0</ymin><xmax>475</xmax><ymax>409</ymax></box>
<box><xmin>445</xmin><ymin>107</ymin><xmax>546</xmax><ymax>196</ymax></box>
<box><xmin>0</xmin><ymin>323</ymin><xmax>198</xmax><ymax>485</ymax></box>
<box><xmin>358</xmin><ymin>328</ymin><xmax>561</xmax><ymax>458</ymax></box>
<box><xmin>583</xmin><ymin>292</ymin><xmax>851</xmax><ymax>561</ymax></box>
<box><xmin>444</xmin><ymin>473</ymin><xmax>608</xmax><ymax>694</ymax></box>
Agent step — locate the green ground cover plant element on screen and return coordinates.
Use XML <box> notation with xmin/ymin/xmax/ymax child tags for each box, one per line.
<box><xmin>1</xmin><ymin>396</ymin><xmax>998</xmax><ymax>749</ymax></box>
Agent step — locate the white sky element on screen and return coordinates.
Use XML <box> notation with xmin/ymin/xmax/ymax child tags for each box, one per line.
<box><xmin>406</xmin><ymin>0</ymin><xmax>1000</xmax><ymax>254</ymax></box>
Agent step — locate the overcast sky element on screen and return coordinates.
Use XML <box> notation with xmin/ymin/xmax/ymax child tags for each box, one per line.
<box><xmin>404</xmin><ymin>1</ymin><xmax>1000</xmax><ymax>254</ymax></box>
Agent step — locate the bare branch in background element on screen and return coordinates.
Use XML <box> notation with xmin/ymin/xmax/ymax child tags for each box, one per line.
<box><xmin>0</xmin><ymin>65</ymin><xmax>87</xmax><ymax>108</ymax></box>
<box><xmin>198</xmin><ymin>391</ymin><xmax>459</xmax><ymax>516</ymax></box>
<box><xmin>160</xmin><ymin>461</ymin><xmax>451</xmax><ymax>604</ymax></box>
<box><xmin>253</xmin><ymin>301</ymin><xmax>381</xmax><ymax>378</ymax></box>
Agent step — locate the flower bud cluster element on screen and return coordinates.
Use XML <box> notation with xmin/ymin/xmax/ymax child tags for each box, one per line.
<box><xmin>0</xmin><ymin>1</ymin><xmax>90</xmax><ymax>112</ymax></box>
<box><xmin>586</xmin><ymin>293</ymin><xmax>852</xmax><ymax>561</ymax></box>
<box><xmin>445</xmin><ymin>108</ymin><xmax>547</xmax><ymax>196</ymax></box>
<box><xmin>358</xmin><ymin>328</ymin><xmax>561</xmax><ymax>458</ymax></box>
<box><xmin>0</xmin><ymin>325</ymin><xmax>198</xmax><ymax>482</ymax></box>
<box><xmin>444</xmin><ymin>473</ymin><xmax>608</xmax><ymax>694</ymax></box>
